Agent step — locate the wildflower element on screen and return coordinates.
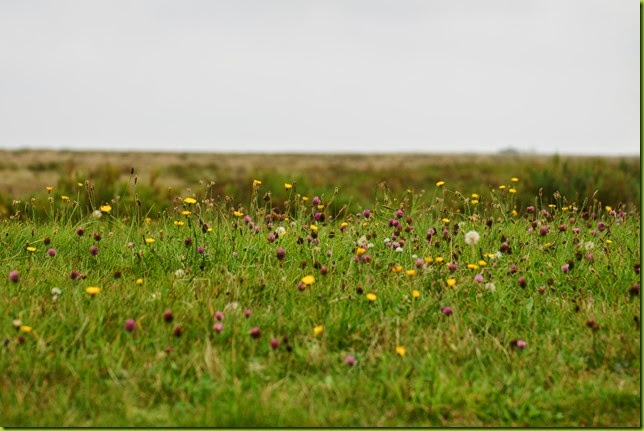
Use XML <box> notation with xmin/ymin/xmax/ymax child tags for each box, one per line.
<box><xmin>436</xmin><ymin>181</ymin><xmax>445</xmax><ymax>187</ymax></box>
<box><xmin>363</xmin><ymin>209</ymin><xmax>372</xmax><ymax>218</ymax></box>
<box><xmin>89</xmin><ymin>245</ymin><xmax>99</xmax><ymax>256</ymax></box>
<box><xmin>284</xmin><ymin>183</ymin><xmax>293</xmax><ymax>190</ymax></box>
<box><xmin>474</xmin><ymin>273</ymin><xmax>484</xmax><ymax>283</ymax></box>
<box><xmin>446</xmin><ymin>278</ymin><xmax>456</xmax><ymax>287</ymax></box>
<box><xmin>124</xmin><ymin>319</ymin><xmax>136</xmax><ymax>332</ymax></box>
<box><xmin>184</xmin><ymin>197</ymin><xmax>197</xmax><ymax>204</ymax></box>
<box><xmin>312</xmin><ymin>196</ymin><xmax>322</xmax><ymax>206</ymax></box>
<box><xmin>12</xmin><ymin>319</ymin><xmax>22</xmax><ymax>330</ymax></box>
<box><xmin>163</xmin><ymin>309</ymin><xmax>174</xmax><ymax>322</ymax></box>
<box><xmin>584</xmin><ymin>241</ymin><xmax>595</xmax><ymax>251</ymax></box>
<box><xmin>396</xmin><ymin>346</ymin><xmax>406</xmax><ymax>356</ymax></box>
<box><xmin>99</xmin><ymin>204</ymin><xmax>112</xmax><ymax>213</ymax></box>
<box><xmin>46</xmin><ymin>186</ymin><xmax>54</xmax><ymax>192</ymax></box>
<box><xmin>467</xmin><ymin>263</ymin><xmax>479</xmax><ymax>270</ymax></box>
<box><xmin>539</xmin><ymin>226</ymin><xmax>549</xmax><ymax>236</ymax></box>
<box><xmin>345</xmin><ymin>354</ymin><xmax>356</xmax><ymax>366</ymax></box>
<box><xmin>442</xmin><ymin>218</ymin><xmax>450</xmax><ymax>223</ymax></box>
<box><xmin>447</xmin><ymin>262</ymin><xmax>458</xmax><ymax>272</ymax></box>
<box><xmin>605</xmin><ymin>239</ymin><xmax>612</xmax><ymax>244</ymax></box>
<box><xmin>412</xmin><ymin>290</ymin><xmax>420</xmax><ymax>299</ymax></box>
<box><xmin>244</xmin><ymin>309</ymin><xmax>252</xmax><ymax>318</ymax></box>
<box><xmin>20</xmin><ymin>325</ymin><xmax>32</xmax><ymax>333</ymax></box>
<box><xmin>415</xmin><ymin>258</ymin><xmax>425</xmax><ymax>268</ymax></box>
<box><xmin>61</xmin><ymin>195</ymin><xmax>70</xmax><ymax>202</ymax></box>
<box><xmin>526</xmin><ymin>206</ymin><xmax>535</xmax><ymax>213</ymax></box>
<box><xmin>366</xmin><ymin>293</ymin><xmax>377</xmax><ymax>301</ymax></box>
<box><xmin>8</xmin><ymin>270</ymin><xmax>19</xmax><ymax>283</ymax></box>
<box><xmin>85</xmin><ymin>286</ymin><xmax>100</xmax><ymax>296</ymax></box>
<box><xmin>499</xmin><ymin>185</ymin><xmax>506</xmax><ymax>190</ymax></box>
<box><xmin>585</xmin><ymin>253</ymin><xmax>594</xmax><ymax>261</ymax></box>
<box><xmin>478</xmin><ymin>260</ymin><xmax>487</xmax><ymax>267</ymax></box>
<box><xmin>518</xmin><ymin>277</ymin><xmax>526</xmax><ymax>288</ymax></box>
<box><xmin>561</xmin><ymin>264</ymin><xmax>570</xmax><ymax>273</ymax></box>
<box><xmin>47</xmin><ymin>248</ymin><xmax>57</xmax><ymax>257</ymax></box>
<box><xmin>214</xmin><ymin>311</ymin><xmax>224</xmax><ymax>321</ymax></box>
<box><xmin>435</xmin><ymin>257</ymin><xmax>444</xmax><ymax>263</ymax></box>
<box><xmin>509</xmin><ymin>188</ymin><xmax>516</xmax><ymax>194</ymax></box>
<box><xmin>174</xmin><ymin>269</ymin><xmax>185</xmax><ymax>278</ymax></box>
<box><xmin>391</xmin><ymin>265</ymin><xmax>403</xmax><ymax>273</ymax></box>
<box><xmin>512</xmin><ymin>339</ymin><xmax>527</xmax><ymax>349</ymax></box>
<box><xmin>173</xmin><ymin>325</ymin><xmax>183</xmax><ymax>337</ymax></box>
<box><xmin>440</xmin><ymin>306</ymin><xmax>453</xmax><ymax>316</ymax></box>
<box><xmin>174</xmin><ymin>221</ymin><xmax>184</xmax><ymax>226</ymax></box>
<box><xmin>301</xmin><ymin>275</ymin><xmax>315</xmax><ymax>286</ymax></box>
<box><xmin>424</xmin><ymin>257</ymin><xmax>434</xmax><ymax>264</ymax></box>
<box><xmin>484</xmin><ymin>282</ymin><xmax>496</xmax><ymax>292</ymax></box>
<box><xmin>213</xmin><ymin>323</ymin><xmax>224</xmax><ymax>333</ymax></box>
<box><xmin>629</xmin><ymin>283</ymin><xmax>640</xmax><ymax>296</ymax></box>
<box><xmin>313</xmin><ymin>325</ymin><xmax>324</xmax><ymax>336</ymax></box>
<box><xmin>253</xmin><ymin>179</ymin><xmax>262</xmax><ymax>186</ymax></box>
<box><xmin>276</xmin><ymin>247</ymin><xmax>286</xmax><ymax>260</ymax></box>
<box><xmin>197</xmin><ymin>246</ymin><xmax>205</xmax><ymax>254</ymax></box>
<box><xmin>464</xmin><ymin>230</ymin><xmax>480</xmax><ymax>245</ymax></box>
<box><xmin>597</xmin><ymin>222</ymin><xmax>606</xmax><ymax>232</ymax></box>
<box><xmin>51</xmin><ymin>287</ymin><xmax>61</xmax><ymax>297</ymax></box>
<box><xmin>250</xmin><ymin>327</ymin><xmax>261</xmax><ymax>338</ymax></box>
<box><xmin>92</xmin><ymin>210</ymin><xmax>102</xmax><ymax>219</ymax></box>
<box><xmin>145</xmin><ymin>238</ymin><xmax>155</xmax><ymax>244</ymax></box>
<box><xmin>181</xmin><ymin>210</ymin><xmax>191</xmax><ymax>216</ymax></box>
<box><xmin>26</xmin><ymin>246</ymin><xmax>36</xmax><ymax>252</ymax></box>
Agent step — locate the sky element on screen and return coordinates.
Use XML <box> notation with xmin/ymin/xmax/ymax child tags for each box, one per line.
<box><xmin>0</xmin><ymin>0</ymin><xmax>639</xmax><ymax>155</ymax></box>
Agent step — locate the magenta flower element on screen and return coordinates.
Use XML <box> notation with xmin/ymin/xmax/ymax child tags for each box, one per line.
<box><xmin>447</xmin><ymin>262</ymin><xmax>458</xmax><ymax>272</ymax></box>
<box><xmin>276</xmin><ymin>247</ymin><xmax>286</xmax><ymax>260</ymax></box>
<box><xmin>395</xmin><ymin>209</ymin><xmax>404</xmax><ymax>218</ymax></box>
<box><xmin>47</xmin><ymin>248</ymin><xmax>57</xmax><ymax>257</ymax></box>
<box><xmin>363</xmin><ymin>209</ymin><xmax>372</xmax><ymax>218</ymax></box>
<box><xmin>526</xmin><ymin>206</ymin><xmax>535</xmax><ymax>213</ymax></box>
<box><xmin>89</xmin><ymin>245</ymin><xmax>99</xmax><ymax>256</ymax></box>
<box><xmin>561</xmin><ymin>264</ymin><xmax>570</xmax><ymax>273</ymax></box>
<box><xmin>244</xmin><ymin>309</ymin><xmax>252</xmax><ymax>318</ymax></box>
<box><xmin>572</xmin><ymin>227</ymin><xmax>581</xmax><ymax>234</ymax></box>
<box><xmin>345</xmin><ymin>354</ymin><xmax>356</xmax><ymax>366</ymax></box>
<box><xmin>197</xmin><ymin>246</ymin><xmax>205</xmax><ymax>254</ymax></box>
<box><xmin>76</xmin><ymin>227</ymin><xmax>84</xmax><ymax>236</ymax></box>
<box><xmin>515</xmin><ymin>340</ymin><xmax>527</xmax><ymax>349</ymax></box>
<box><xmin>518</xmin><ymin>277</ymin><xmax>526</xmax><ymax>288</ymax></box>
<box><xmin>184</xmin><ymin>237</ymin><xmax>192</xmax><ymax>247</ymax></box>
<box><xmin>539</xmin><ymin>226</ymin><xmax>549</xmax><ymax>236</ymax></box>
<box><xmin>597</xmin><ymin>222</ymin><xmax>606</xmax><ymax>232</ymax></box>
<box><xmin>474</xmin><ymin>273</ymin><xmax>484</xmax><ymax>283</ymax></box>
<box><xmin>213</xmin><ymin>323</ymin><xmax>224</xmax><ymax>333</ymax></box>
<box><xmin>250</xmin><ymin>326</ymin><xmax>261</xmax><ymax>339</ymax></box>
<box><xmin>440</xmin><ymin>306</ymin><xmax>453</xmax><ymax>316</ymax></box>
<box><xmin>124</xmin><ymin>319</ymin><xmax>136</xmax><ymax>332</ymax></box>
<box><xmin>558</xmin><ymin>224</ymin><xmax>567</xmax><ymax>232</ymax></box>
<box><xmin>8</xmin><ymin>270</ymin><xmax>19</xmax><ymax>283</ymax></box>
<box><xmin>214</xmin><ymin>311</ymin><xmax>224</xmax><ymax>321</ymax></box>
<box><xmin>585</xmin><ymin>253</ymin><xmax>594</xmax><ymax>262</ymax></box>
<box><xmin>312</xmin><ymin>196</ymin><xmax>321</xmax><ymax>206</ymax></box>
<box><xmin>163</xmin><ymin>309</ymin><xmax>174</xmax><ymax>322</ymax></box>
<box><xmin>270</xmin><ymin>338</ymin><xmax>280</xmax><ymax>349</ymax></box>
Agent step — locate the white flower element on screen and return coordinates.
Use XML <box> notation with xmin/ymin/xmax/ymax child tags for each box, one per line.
<box><xmin>584</xmin><ymin>241</ymin><xmax>595</xmax><ymax>251</ymax></box>
<box><xmin>395</xmin><ymin>247</ymin><xmax>404</xmax><ymax>253</ymax></box>
<box><xmin>383</xmin><ymin>238</ymin><xmax>391</xmax><ymax>244</ymax></box>
<box><xmin>493</xmin><ymin>251</ymin><xmax>502</xmax><ymax>259</ymax></box>
<box><xmin>276</xmin><ymin>226</ymin><xmax>286</xmax><ymax>236</ymax></box>
<box><xmin>51</xmin><ymin>287</ymin><xmax>62</xmax><ymax>296</ymax></box>
<box><xmin>92</xmin><ymin>210</ymin><xmax>102</xmax><ymax>219</ymax></box>
<box><xmin>464</xmin><ymin>230</ymin><xmax>480</xmax><ymax>245</ymax></box>
<box><xmin>484</xmin><ymin>282</ymin><xmax>496</xmax><ymax>292</ymax></box>
<box><xmin>367</xmin><ymin>243</ymin><xmax>374</xmax><ymax>249</ymax></box>
<box><xmin>174</xmin><ymin>269</ymin><xmax>185</xmax><ymax>278</ymax></box>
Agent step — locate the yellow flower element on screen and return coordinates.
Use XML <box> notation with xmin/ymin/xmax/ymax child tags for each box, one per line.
<box><xmin>99</xmin><ymin>204</ymin><xmax>112</xmax><ymax>213</ymax></box>
<box><xmin>184</xmin><ymin>197</ymin><xmax>197</xmax><ymax>204</ymax></box>
<box><xmin>174</xmin><ymin>221</ymin><xmax>185</xmax><ymax>226</ymax></box>
<box><xmin>412</xmin><ymin>290</ymin><xmax>420</xmax><ymax>299</ymax></box>
<box><xmin>511</xmin><ymin>210</ymin><xmax>518</xmax><ymax>217</ymax></box>
<box><xmin>548</xmin><ymin>204</ymin><xmax>556</xmax><ymax>209</ymax></box>
<box><xmin>181</xmin><ymin>210</ymin><xmax>191</xmax><ymax>216</ymax></box>
<box><xmin>391</xmin><ymin>265</ymin><xmax>403</xmax><ymax>273</ymax></box>
<box><xmin>424</xmin><ymin>257</ymin><xmax>434</xmax><ymax>264</ymax></box>
<box><xmin>253</xmin><ymin>179</ymin><xmax>262</xmax><ymax>186</ymax></box>
<box><xmin>61</xmin><ymin>195</ymin><xmax>70</xmax><ymax>202</ymax></box>
<box><xmin>436</xmin><ymin>181</ymin><xmax>445</xmax><ymax>187</ymax></box>
<box><xmin>562</xmin><ymin>206</ymin><xmax>569</xmax><ymax>211</ymax></box>
<box><xmin>77</xmin><ymin>182</ymin><xmax>84</xmax><ymax>187</ymax></box>
<box><xmin>605</xmin><ymin>239</ymin><xmax>612</xmax><ymax>244</ymax></box>
<box><xmin>313</xmin><ymin>325</ymin><xmax>324</xmax><ymax>336</ymax></box>
<box><xmin>317</xmin><ymin>204</ymin><xmax>324</xmax><ymax>210</ymax></box>
<box><xmin>20</xmin><ymin>325</ymin><xmax>32</xmax><ymax>333</ymax></box>
<box><xmin>396</xmin><ymin>346</ymin><xmax>406</xmax><ymax>356</ymax></box>
<box><xmin>406</xmin><ymin>269</ymin><xmax>416</xmax><ymax>276</ymax></box>
<box><xmin>471</xmin><ymin>193</ymin><xmax>480</xmax><ymax>199</ymax></box>
<box><xmin>509</xmin><ymin>188</ymin><xmax>517</xmax><ymax>194</ymax></box>
<box><xmin>302</xmin><ymin>196</ymin><xmax>309</xmax><ymax>201</ymax></box>
<box><xmin>366</xmin><ymin>293</ymin><xmax>377</xmax><ymax>301</ymax></box>
<box><xmin>233</xmin><ymin>211</ymin><xmax>244</xmax><ymax>217</ymax></box>
<box><xmin>471</xmin><ymin>200</ymin><xmax>479</xmax><ymax>205</ymax></box>
<box><xmin>136</xmin><ymin>278</ymin><xmax>143</xmax><ymax>285</ymax></box>
<box><xmin>356</xmin><ymin>247</ymin><xmax>366</xmax><ymax>256</ymax></box>
<box><xmin>467</xmin><ymin>263</ymin><xmax>479</xmax><ymax>270</ymax></box>
<box><xmin>301</xmin><ymin>275</ymin><xmax>315</xmax><ymax>286</ymax></box>
<box><xmin>340</xmin><ymin>222</ymin><xmax>348</xmax><ymax>228</ymax></box>
<box><xmin>511</xmin><ymin>177</ymin><xmax>519</xmax><ymax>182</ymax></box>
<box><xmin>442</xmin><ymin>218</ymin><xmax>450</xmax><ymax>223</ymax></box>
<box><xmin>86</xmin><ymin>286</ymin><xmax>100</xmax><ymax>296</ymax></box>
<box><xmin>26</xmin><ymin>246</ymin><xmax>36</xmax><ymax>252</ymax></box>
<box><xmin>145</xmin><ymin>217</ymin><xmax>151</xmax><ymax>224</ymax></box>
<box><xmin>309</xmin><ymin>224</ymin><xmax>318</xmax><ymax>232</ymax></box>
<box><xmin>285</xmin><ymin>183</ymin><xmax>293</xmax><ymax>190</ymax></box>
<box><xmin>362</xmin><ymin>221</ymin><xmax>369</xmax><ymax>227</ymax></box>
<box><xmin>498</xmin><ymin>185</ymin><xmax>506</xmax><ymax>190</ymax></box>
<box><xmin>446</xmin><ymin>278</ymin><xmax>457</xmax><ymax>287</ymax></box>
<box><xmin>478</xmin><ymin>260</ymin><xmax>487</xmax><ymax>267</ymax></box>
<box><xmin>435</xmin><ymin>257</ymin><xmax>444</xmax><ymax>263</ymax></box>
<box><xmin>46</xmin><ymin>186</ymin><xmax>54</xmax><ymax>192</ymax></box>
<box><xmin>605</xmin><ymin>206</ymin><xmax>612</xmax><ymax>211</ymax></box>
<box><xmin>145</xmin><ymin>238</ymin><xmax>155</xmax><ymax>244</ymax></box>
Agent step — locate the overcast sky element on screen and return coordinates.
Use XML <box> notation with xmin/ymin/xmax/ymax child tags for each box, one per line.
<box><xmin>0</xmin><ymin>0</ymin><xmax>639</xmax><ymax>155</ymax></box>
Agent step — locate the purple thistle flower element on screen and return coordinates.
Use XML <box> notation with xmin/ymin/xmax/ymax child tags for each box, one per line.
<box><xmin>572</xmin><ymin>227</ymin><xmax>581</xmax><ymax>234</ymax></box>
<box><xmin>395</xmin><ymin>209</ymin><xmax>404</xmax><ymax>218</ymax></box>
<box><xmin>539</xmin><ymin>226</ymin><xmax>549</xmax><ymax>236</ymax></box>
<box><xmin>124</xmin><ymin>319</ymin><xmax>136</xmax><ymax>332</ymax></box>
<box><xmin>597</xmin><ymin>222</ymin><xmax>606</xmax><ymax>232</ymax></box>
<box><xmin>518</xmin><ymin>276</ymin><xmax>526</xmax><ymax>288</ymax></box>
<box><xmin>270</xmin><ymin>338</ymin><xmax>279</xmax><ymax>349</ymax></box>
<box><xmin>561</xmin><ymin>264</ymin><xmax>570</xmax><ymax>273</ymax></box>
<box><xmin>197</xmin><ymin>246</ymin><xmax>205</xmax><ymax>254</ymax></box>
<box><xmin>447</xmin><ymin>262</ymin><xmax>458</xmax><ymax>272</ymax></box>
<box><xmin>526</xmin><ymin>206</ymin><xmax>535</xmax><ymax>213</ymax></box>
<box><xmin>474</xmin><ymin>273</ymin><xmax>484</xmax><ymax>283</ymax></box>
<box><xmin>244</xmin><ymin>309</ymin><xmax>252</xmax><ymax>318</ymax></box>
<box><xmin>363</xmin><ymin>209</ymin><xmax>372</xmax><ymax>219</ymax></box>
<box><xmin>441</xmin><ymin>306</ymin><xmax>453</xmax><ymax>316</ymax></box>
<box><xmin>89</xmin><ymin>245</ymin><xmax>99</xmax><ymax>256</ymax></box>
<box><xmin>163</xmin><ymin>309</ymin><xmax>174</xmax><ymax>322</ymax></box>
<box><xmin>214</xmin><ymin>311</ymin><xmax>224</xmax><ymax>321</ymax></box>
<box><xmin>213</xmin><ymin>323</ymin><xmax>224</xmax><ymax>333</ymax></box>
<box><xmin>76</xmin><ymin>227</ymin><xmax>84</xmax><ymax>236</ymax></box>
<box><xmin>345</xmin><ymin>354</ymin><xmax>356</xmax><ymax>366</ymax></box>
<box><xmin>276</xmin><ymin>247</ymin><xmax>286</xmax><ymax>260</ymax></box>
<box><xmin>250</xmin><ymin>326</ymin><xmax>261</xmax><ymax>339</ymax></box>
<box><xmin>47</xmin><ymin>248</ymin><xmax>57</xmax><ymax>257</ymax></box>
<box><xmin>312</xmin><ymin>196</ymin><xmax>322</xmax><ymax>206</ymax></box>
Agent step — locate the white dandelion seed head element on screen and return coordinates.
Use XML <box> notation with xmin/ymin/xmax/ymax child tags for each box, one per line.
<box><xmin>464</xmin><ymin>230</ymin><xmax>481</xmax><ymax>245</ymax></box>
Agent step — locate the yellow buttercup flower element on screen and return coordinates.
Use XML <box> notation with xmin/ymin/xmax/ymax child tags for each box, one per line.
<box><xmin>136</xmin><ymin>278</ymin><xmax>143</xmax><ymax>285</ymax></box>
<box><xmin>412</xmin><ymin>290</ymin><xmax>420</xmax><ymax>299</ymax></box>
<box><xmin>446</xmin><ymin>278</ymin><xmax>457</xmax><ymax>287</ymax></box>
<box><xmin>436</xmin><ymin>181</ymin><xmax>445</xmax><ymax>187</ymax></box>
<box><xmin>406</xmin><ymin>270</ymin><xmax>416</xmax><ymax>276</ymax></box>
<box><xmin>424</xmin><ymin>257</ymin><xmax>434</xmax><ymax>264</ymax></box>
<box><xmin>26</xmin><ymin>246</ymin><xmax>36</xmax><ymax>252</ymax></box>
<box><xmin>233</xmin><ymin>211</ymin><xmax>244</xmax><ymax>217</ymax></box>
<box><xmin>184</xmin><ymin>197</ymin><xmax>197</xmax><ymax>204</ymax></box>
<box><xmin>467</xmin><ymin>264</ymin><xmax>479</xmax><ymax>270</ymax></box>
<box><xmin>86</xmin><ymin>286</ymin><xmax>100</xmax><ymax>296</ymax></box>
<box><xmin>511</xmin><ymin>177</ymin><xmax>519</xmax><ymax>182</ymax></box>
<box><xmin>396</xmin><ymin>346</ymin><xmax>406</xmax><ymax>356</ymax></box>
<box><xmin>181</xmin><ymin>210</ymin><xmax>191</xmax><ymax>216</ymax></box>
<box><xmin>313</xmin><ymin>325</ymin><xmax>324</xmax><ymax>336</ymax></box>
<box><xmin>99</xmin><ymin>204</ymin><xmax>112</xmax><ymax>213</ymax></box>
<box><xmin>301</xmin><ymin>275</ymin><xmax>315</xmax><ymax>286</ymax></box>
<box><xmin>20</xmin><ymin>325</ymin><xmax>32</xmax><ymax>333</ymax></box>
<box><xmin>356</xmin><ymin>247</ymin><xmax>366</xmax><ymax>256</ymax></box>
<box><xmin>174</xmin><ymin>221</ymin><xmax>185</xmax><ymax>226</ymax></box>
<box><xmin>145</xmin><ymin>238</ymin><xmax>155</xmax><ymax>244</ymax></box>
<box><xmin>61</xmin><ymin>195</ymin><xmax>70</xmax><ymax>202</ymax></box>
<box><xmin>253</xmin><ymin>179</ymin><xmax>262</xmax><ymax>186</ymax></box>
<box><xmin>284</xmin><ymin>183</ymin><xmax>293</xmax><ymax>190</ymax></box>
<box><xmin>366</xmin><ymin>293</ymin><xmax>377</xmax><ymax>301</ymax></box>
<box><xmin>391</xmin><ymin>265</ymin><xmax>403</xmax><ymax>273</ymax></box>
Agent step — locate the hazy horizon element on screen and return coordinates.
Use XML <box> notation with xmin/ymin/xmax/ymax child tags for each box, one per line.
<box><xmin>0</xmin><ymin>0</ymin><xmax>639</xmax><ymax>156</ymax></box>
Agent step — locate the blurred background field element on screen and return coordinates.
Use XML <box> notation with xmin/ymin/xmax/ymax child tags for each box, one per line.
<box><xmin>0</xmin><ymin>150</ymin><xmax>639</xmax><ymax>220</ymax></box>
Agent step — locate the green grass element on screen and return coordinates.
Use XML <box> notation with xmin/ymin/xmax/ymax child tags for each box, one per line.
<box><xmin>0</xmin><ymin>172</ymin><xmax>640</xmax><ymax>426</ymax></box>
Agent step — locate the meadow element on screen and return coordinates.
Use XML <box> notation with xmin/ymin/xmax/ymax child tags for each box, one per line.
<box><xmin>0</xmin><ymin>150</ymin><xmax>640</xmax><ymax>426</ymax></box>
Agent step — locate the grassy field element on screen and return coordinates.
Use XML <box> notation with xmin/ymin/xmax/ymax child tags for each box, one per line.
<box><xmin>0</xmin><ymin>150</ymin><xmax>640</xmax><ymax>426</ymax></box>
